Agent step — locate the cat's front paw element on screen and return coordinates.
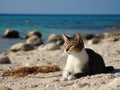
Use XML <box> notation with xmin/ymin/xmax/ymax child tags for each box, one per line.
<box><xmin>68</xmin><ymin>75</ymin><xmax>76</xmax><ymax>80</ymax></box>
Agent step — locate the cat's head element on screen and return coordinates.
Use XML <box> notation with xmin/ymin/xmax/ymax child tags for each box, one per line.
<box><xmin>62</xmin><ymin>33</ymin><xmax>84</xmax><ymax>54</ymax></box>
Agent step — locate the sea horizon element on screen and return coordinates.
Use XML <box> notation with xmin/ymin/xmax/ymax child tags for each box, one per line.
<box><xmin>0</xmin><ymin>13</ymin><xmax>120</xmax><ymax>16</ymax></box>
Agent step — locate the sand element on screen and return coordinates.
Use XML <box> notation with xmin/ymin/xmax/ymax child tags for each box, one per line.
<box><xmin>0</xmin><ymin>36</ymin><xmax>120</xmax><ymax>90</ymax></box>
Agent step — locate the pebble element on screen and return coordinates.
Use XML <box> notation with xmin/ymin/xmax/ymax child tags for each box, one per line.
<box><xmin>46</xmin><ymin>84</ymin><xmax>55</xmax><ymax>90</ymax></box>
<box><xmin>73</xmin><ymin>83</ymin><xmax>91</xmax><ymax>88</ymax></box>
<box><xmin>105</xmin><ymin>74</ymin><xmax>115</xmax><ymax>79</ymax></box>
<box><xmin>60</xmin><ymin>81</ymin><xmax>74</xmax><ymax>87</ymax></box>
<box><xmin>0</xmin><ymin>56</ymin><xmax>11</xmax><ymax>64</ymax></box>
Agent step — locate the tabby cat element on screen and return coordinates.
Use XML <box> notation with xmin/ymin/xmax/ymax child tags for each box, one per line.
<box><xmin>61</xmin><ymin>33</ymin><xmax>114</xmax><ymax>81</ymax></box>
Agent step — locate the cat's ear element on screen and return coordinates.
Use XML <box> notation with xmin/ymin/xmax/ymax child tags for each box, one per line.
<box><xmin>62</xmin><ymin>34</ymin><xmax>69</xmax><ymax>41</ymax></box>
<box><xmin>74</xmin><ymin>33</ymin><xmax>82</xmax><ymax>42</ymax></box>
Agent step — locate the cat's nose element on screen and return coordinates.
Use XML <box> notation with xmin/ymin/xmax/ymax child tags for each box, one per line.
<box><xmin>66</xmin><ymin>48</ymin><xmax>69</xmax><ymax>52</ymax></box>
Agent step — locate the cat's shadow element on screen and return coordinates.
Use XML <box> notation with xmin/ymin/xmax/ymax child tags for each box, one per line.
<box><xmin>110</xmin><ymin>69</ymin><xmax>120</xmax><ymax>73</ymax></box>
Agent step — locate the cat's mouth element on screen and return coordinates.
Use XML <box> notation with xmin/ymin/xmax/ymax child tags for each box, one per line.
<box><xmin>64</xmin><ymin>50</ymin><xmax>72</xmax><ymax>55</ymax></box>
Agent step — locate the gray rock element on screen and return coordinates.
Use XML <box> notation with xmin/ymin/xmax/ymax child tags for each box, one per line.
<box><xmin>48</xmin><ymin>34</ymin><xmax>60</xmax><ymax>42</ymax></box>
<box><xmin>26</xmin><ymin>35</ymin><xmax>43</xmax><ymax>46</ymax></box>
<box><xmin>0</xmin><ymin>56</ymin><xmax>11</xmax><ymax>64</ymax></box>
<box><xmin>84</xmin><ymin>34</ymin><xmax>95</xmax><ymax>40</ymax></box>
<box><xmin>25</xmin><ymin>30</ymin><xmax>42</xmax><ymax>39</ymax></box>
<box><xmin>38</xmin><ymin>42</ymin><xmax>60</xmax><ymax>51</ymax></box>
<box><xmin>104</xmin><ymin>32</ymin><xmax>120</xmax><ymax>38</ymax></box>
<box><xmin>8</xmin><ymin>43</ymin><xmax>34</xmax><ymax>52</ymax></box>
<box><xmin>47</xmin><ymin>34</ymin><xmax>63</xmax><ymax>45</ymax></box>
<box><xmin>92</xmin><ymin>38</ymin><xmax>101</xmax><ymax>44</ymax></box>
<box><xmin>3</xmin><ymin>29</ymin><xmax>19</xmax><ymax>38</ymax></box>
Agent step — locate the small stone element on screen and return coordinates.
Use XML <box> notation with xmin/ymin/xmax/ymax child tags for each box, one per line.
<box><xmin>92</xmin><ymin>38</ymin><xmax>101</xmax><ymax>44</ymax></box>
<box><xmin>26</xmin><ymin>57</ymin><xmax>30</xmax><ymax>60</ymax></box>
<box><xmin>113</xmin><ymin>38</ymin><xmax>119</xmax><ymax>42</ymax></box>
<box><xmin>37</xmin><ymin>59</ymin><xmax>40</xmax><ymax>61</ymax></box>
<box><xmin>60</xmin><ymin>81</ymin><xmax>74</xmax><ymax>87</ymax></box>
<box><xmin>42</xmin><ymin>58</ymin><xmax>45</xmax><ymax>61</ymax></box>
<box><xmin>46</xmin><ymin>84</ymin><xmax>50</xmax><ymax>88</ymax></box>
<box><xmin>73</xmin><ymin>83</ymin><xmax>90</xmax><ymax>88</ymax></box>
<box><xmin>31</xmin><ymin>84</ymin><xmax>38</xmax><ymax>88</ymax></box>
<box><xmin>8</xmin><ymin>43</ymin><xmax>34</xmax><ymax>52</ymax></box>
<box><xmin>117</xmin><ymin>85</ymin><xmax>120</xmax><ymax>87</ymax></box>
<box><xmin>46</xmin><ymin>84</ymin><xmax>54</xmax><ymax>90</ymax></box>
<box><xmin>38</xmin><ymin>42</ymin><xmax>60</xmax><ymax>51</ymax></box>
<box><xmin>0</xmin><ymin>56</ymin><xmax>11</xmax><ymax>64</ymax></box>
<box><xmin>101</xmin><ymin>81</ymin><xmax>106</xmax><ymax>84</ymax></box>
<box><xmin>85</xmin><ymin>34</ymin><xmax>95</xmax><ymax>40</ymax></box>
<box><xmin>106</xmin><ymin>74</ymin><xmax>115</xmax><ymax>79</ymax></box>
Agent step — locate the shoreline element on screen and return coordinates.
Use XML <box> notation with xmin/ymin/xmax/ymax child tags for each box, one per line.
<box><xmin>0</xmin><ymin>31</ymin><xmax>120</xmax><ymax>53</ymax></box>
<box><xmin>0</xmin><ymin>32</ymin><xmax>120</xmax><ymax>90</ymax></box>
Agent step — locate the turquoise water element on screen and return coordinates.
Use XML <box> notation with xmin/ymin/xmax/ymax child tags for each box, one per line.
<box><xmin>0</xmin><ymin>14</ymin><xmax>120</xmax><ymax>52</ymax></box>
<box><xmin>0</xmin><ymin>14</ymin><xmax>120</xmax><ymax>37</ymax></box>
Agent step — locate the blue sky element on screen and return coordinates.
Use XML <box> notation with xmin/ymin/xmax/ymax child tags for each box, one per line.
<box><xmin>0</xmin><ymin>0</ymin><xmax>120</xmax><ymax>14</ymax></box>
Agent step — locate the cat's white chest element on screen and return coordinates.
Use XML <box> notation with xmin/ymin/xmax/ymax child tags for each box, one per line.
<box><xmin>65</xmin><ymin>49</ymin><xmax>89</xmax><ymax>73</ymax></box>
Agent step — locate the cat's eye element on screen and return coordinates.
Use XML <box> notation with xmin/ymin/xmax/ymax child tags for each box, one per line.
<box><xmin>70</xmin><ymin>45</ymin><xmax>72</xmax><ymax>47</ymax></box>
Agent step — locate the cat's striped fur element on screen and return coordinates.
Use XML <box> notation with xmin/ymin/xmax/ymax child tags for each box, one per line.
<box><xmin>61</xmin><ymin>33</ymin><xmax>114</xmax><ymax>81</ymax></box>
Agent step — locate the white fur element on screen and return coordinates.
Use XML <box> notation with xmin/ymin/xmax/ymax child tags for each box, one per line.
<box><xmin>61</xmin><ymin>70</ymin><xmax>70</xmax><ymax>81</ymax></box>
<box><xmin>68</xmin><ymin>75</ymin><xmax>76</xmax><ymax>80</ymax></box>
<box><xmin>61</xmin><ymin>48</ymin><xmax>89</xmax><ymax>81</ymax></box>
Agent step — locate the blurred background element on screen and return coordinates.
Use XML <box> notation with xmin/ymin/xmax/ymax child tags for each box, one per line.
<box><xmin>0</xmin><ymin>0</ymin><xmax>120</xmax><ymax>52</ymax></box>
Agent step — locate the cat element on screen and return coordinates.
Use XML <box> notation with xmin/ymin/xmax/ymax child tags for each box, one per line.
<box><xmin>61</xmin><ymin>33</ymin><xmax>114</xmax><ymax>81</ymax></box>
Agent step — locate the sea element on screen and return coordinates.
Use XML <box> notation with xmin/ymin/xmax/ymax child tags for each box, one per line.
<box><xmin>0</xmin><ymin>14</ymin><xmax>120</xmax><ymax>53</ymax></box>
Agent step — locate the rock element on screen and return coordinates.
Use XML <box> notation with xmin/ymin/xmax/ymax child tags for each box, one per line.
<box><xmin>48</xmin><ymin>34</ymin><xmax>60</xmax><ymax>42</ymax></box>
<box><xmin>73</xmin><ymin>83</ymin><xmax>90</xmax><ymax>88</ymax></box>
<box><xmin>87</xmin><ymin>37</ymin><xmax>101</xmax><ymax>45</ymax></box>
<box><xmin>88</xmin><ymin>39</ymin><xmax>100</xmax><ymax>45</ymax></box>
<box><xmin>56</xmin><ymin>40</ymin><xmax>64</xmax><ymax>45</ymax></box>
<box><xmin>47</xmin><ymin>34</ymin><xmax>63</xmax><ymax>45</ymax></box>
<box><xmin>113</xmin><ymin>38</ymin><xmax>119</xmax><ymax>42</ymax></box>
<box><xmin>104</xmin><ymin>32</ymin><xmax>120</xmax><ymax>38</ymax></box>
<box><xmin>105</xmin><ymin>74</ymin><xmax>115</xmax><ymax>79</ymax></box>
<box><xmin>0</xmin><ymin>85</ymin><xmax>12</xmax><ymax>90</ymax></box>
<box><xmin>104</xmin><ymin>33</ymin><xmax>111</xmax><ymax>38</ymax></box>
<box><xmin>46</xmin><ymin>84</ymin><xmax>55</xmax><ymax>90</ymax></box>
<box><xmin>3</xmin><ymin>29</ymin><xmax>19</xmax><ymax>38</ymax></box>
<box><xmin>92</xmin><ymin>37</ymin><xmax>101</xmax><ymax>44</ymax></box>
<box><xmin>0</xmin><ymin>56</ymin><xmax>11</xmax><ymax>64</ymax></box>
<box><xmin>26</xmin><ymin>35</ymin><xmax>43</xmax><ymax>46</ymax></box>
<box><xmin>38</xmin><ymin>42</ymin><xmax>60</xmax><ymax>51</ymax></box>
<box><xmin>25</xmin><ymin>30</ymin><xmax>42</xmax><ymax>39</ymax></box>
<box><xmin>85</xmin><ymin>34</ymin><xmax>95</xmax><ymax>40</ymax></box>
<box><xmin>8</xmin><ymin>43</ymin><xmax>34</xmax><ymax>52</ymax></box>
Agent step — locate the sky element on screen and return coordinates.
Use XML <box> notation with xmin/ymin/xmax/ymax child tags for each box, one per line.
<box><xmin>0</xmin><ymin>0</ymin><xmax>120</xmax><ymax>14</ymax></box>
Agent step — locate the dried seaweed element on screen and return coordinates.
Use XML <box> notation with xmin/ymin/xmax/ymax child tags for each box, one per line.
<box><xmin>2</xmin><ymin>65</ymin><xmax>60</xmax><ymax>77</ymax></box>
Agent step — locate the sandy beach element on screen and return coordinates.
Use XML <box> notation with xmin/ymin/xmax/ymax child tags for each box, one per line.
<box><xmin>0</xmin><ymin>33</ymin><xmax>120</xmax><ymax>90</ymax></box>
